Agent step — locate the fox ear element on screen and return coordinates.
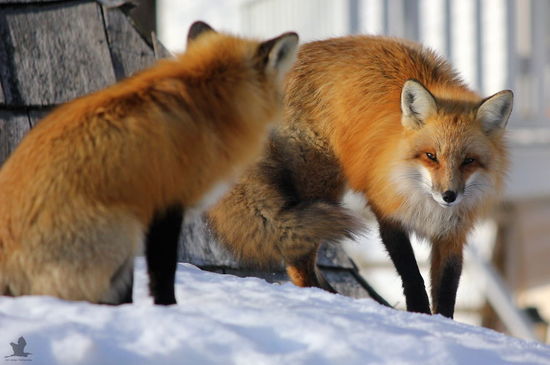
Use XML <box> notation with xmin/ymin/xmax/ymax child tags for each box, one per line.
<box><xmin>187</xmin><ymin>21</ymin><xmax>216</xmax><ymax>43</ymax></box>
<box><xmin>257</xmin><ymin>32</ymin><xmax>299</xmax><ymax>81</ymax></box>
<box><xmin>477</xmin><ymin>90</ymin><xmax>513</xmax><ymax>133</ymax></box>
<box><xmin>401</xmin><ymin>79</ymin><xmax>437</xmax><ymax>130</ymax></box>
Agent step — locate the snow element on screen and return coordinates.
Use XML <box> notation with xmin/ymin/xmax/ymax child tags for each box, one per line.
<box><xmin>1</xmin><ymin>259</ymin><xmax>549</xmax><ymax>365</ymax></box>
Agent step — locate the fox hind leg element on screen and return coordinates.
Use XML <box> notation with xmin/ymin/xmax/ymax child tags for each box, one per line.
<box><xmin>285</xmin><ymin>247</ymin><xmax>336</xmax><ymax>293</ymax></box>
<box><xmin>145</xmin><ymin>205</ymin><xmax>183</xmax><ymax>305</ymax></box>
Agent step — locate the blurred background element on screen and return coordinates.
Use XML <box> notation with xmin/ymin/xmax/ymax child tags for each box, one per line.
<box><xmin>153</xmin><ymin>0</ymin><xmax>550</xmax><ymax>342</ymax></box>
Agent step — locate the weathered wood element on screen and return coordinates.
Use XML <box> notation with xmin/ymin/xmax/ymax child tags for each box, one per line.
<box><xmin>28</xmin><ymin>108</ymin><xmax>52</xmax><ymax>128</ymax></box>
<box><xmin>0</xmin><ymin>110</ymin><xmax>30</xmax><ymax>166</ymax></box>
<box><xmin>322</xmin><ymin>269</ymin><xmax>370</xmax><ymax>298</ymax></box>
<box><xmin>179</xmin><ymin>215</ymin><xmax>242</xmax><ymax>268</ymax></box>
<box><xmin>152</xmin><ymin>32</ymin><xmax>173</xmax><ymax>59</ymax></box>
<box><xmin>223</xmin><ymin>269</ymin><xmax>288</xmax><ymax>284</ymax></box>
<box><xmin>125</xmin><ymin>0</ymin><xmax>156</xmax><ymax>44</ymax></box>
<box><xmin>0</xmin><ymin>1</ymin><xmax>116</xmax><ymax>106</ymax></box>
<box><xmin>0</xmin><ymin>0</ymin><xmax>62</xmax><ymax>3</ymax></box>
<box><xmin>0</xmin><ymin>79</ymin><xmax>5</xmax><ymax>104</ymax></box>
<box><xmin>102</xmin><ymin>6</ymin><xmax>157</xmax><ymax>80</ymax></box>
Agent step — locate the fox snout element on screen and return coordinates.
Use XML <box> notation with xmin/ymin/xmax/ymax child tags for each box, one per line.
<box><xmin>433</xmin><ymin>189</ymin><xmax>463</xmax><ymax>208</ymax></box>
<box><xmin>442</xmin><ymin>190</ymin><xmax>456</xmax><ymax>203</ymax></box>
<box><xmin>430</xmin><ymin>188</ymin><xmax>462</xmax><ymax>207</ymax></box>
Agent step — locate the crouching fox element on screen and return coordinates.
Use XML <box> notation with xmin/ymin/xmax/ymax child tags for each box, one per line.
<box><xmin>0</xmin><ymin>22</ymin><xmax>299</xmax><ymax>305</ymax></box>
<box><xmin>207</xmin><ymin>35</ymin><xmax>512</xmax><ymax>318</ymax></box>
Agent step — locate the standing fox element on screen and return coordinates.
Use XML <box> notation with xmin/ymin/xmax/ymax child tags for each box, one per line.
<box><xmin>0</xmin><ymin>22</ymin><xmax>299</xmax><ymax>305</ymax></box>
<box><xmin>207</xmin><ymin>36</ymin><xmax>512</xmax><ymax>318</ymax></box>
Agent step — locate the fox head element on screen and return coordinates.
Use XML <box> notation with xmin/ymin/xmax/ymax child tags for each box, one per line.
<box><xmin>185</xmin><ymin>21</ymin><xmax>299</xmax><ymax>116</ymax></box>
<box><xmin>396</xmin><ymin>79</ymin><xmax>513</xmax><ymax>211</ymax></box>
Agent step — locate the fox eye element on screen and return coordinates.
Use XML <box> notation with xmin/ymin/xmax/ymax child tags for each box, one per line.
<box><xmin>425</xmin><ymin>152</ymin><xmax>438</xmax><ymax>162</ymax></box>
<box><xmin>462</xmin><ymin>157</ymin><xmax>475</xmax><ymax>165</ymax></box>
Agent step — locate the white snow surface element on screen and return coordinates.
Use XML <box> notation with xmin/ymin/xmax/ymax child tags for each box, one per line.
<box><xmin>1</xmin><ymin>258</ymin><xmax>549</xmax><ymax>365</ymax></box>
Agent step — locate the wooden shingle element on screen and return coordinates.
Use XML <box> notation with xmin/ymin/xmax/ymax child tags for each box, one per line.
<box><xmin>0</xmin><ymin>1</ymin><xmax>115</xmax><ymax>106</ymax></box>
<box><xmin>102</xmin><ymin>5</ymin><xmax>157</xmax><ymax>80</ymax></box>
<box><xmin>0</xmin><ymin>110</ymin><xmax>30</xmax><ymax>165</ymax></box>
<box><xmin>0</xmin><ymin>78</ymin><xmax>4</xmax><ymax>104</ymax></box>
<box><xmin>0</xmin><ymin>1</ymin><xmax>63</xmax><ymax>3</ymax></box>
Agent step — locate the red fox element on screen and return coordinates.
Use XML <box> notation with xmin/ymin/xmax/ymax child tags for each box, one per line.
<box><xmin>207</xmin><ymin>36</ymin><xmax>512</xmax><ymax>318</ymax></box>
<box><xmin>0</xmin><ymin>21</ymin><xmax>299</xmax><ymax>305</ymax></box>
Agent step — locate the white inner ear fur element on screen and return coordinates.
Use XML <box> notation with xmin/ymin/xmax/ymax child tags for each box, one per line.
<box><xmin>401</xmin><ymin>80</ymin><xmax>437</xmax><ymax>130</ymax></box>
<box><xmin>266</xmin><ymin>33</ymin><xmax>299</xmax><ymax>82</ymax></box>
<box><xmin>477</xmin><ymin>90</ymin><xmax>513</xmax><ymax>133</ymax></box>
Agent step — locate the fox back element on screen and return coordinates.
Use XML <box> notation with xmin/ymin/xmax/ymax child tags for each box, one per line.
<box><xmin>0</xmin><ymin>22</ymin><xmax>299</xmax><ymax>304</ymax></box>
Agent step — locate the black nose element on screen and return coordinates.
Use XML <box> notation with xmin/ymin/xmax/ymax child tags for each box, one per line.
<box><xmin>442</xmin><ymin>190</ymin><xmax>457</xmax><ymax>203</ymax></box>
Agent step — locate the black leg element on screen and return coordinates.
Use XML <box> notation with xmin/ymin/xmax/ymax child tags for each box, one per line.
<box><xmin>145</xmin><ymin>205</ymin><xmax>183</xmax><ymax>305</ymax></box>
<box><xmin>435</xmin><ymin>256</ymin><xmax>462</xmax><ymax>318</ymax></box>
<box><xmin>378</xmin><ymin>219</ymin><xmax>431</xmax><ymax>314</ymax></box>
<box><xmin>431</xmin><ymin>239</ymin><xmax>464</xmax><ymax>319</ymax></box>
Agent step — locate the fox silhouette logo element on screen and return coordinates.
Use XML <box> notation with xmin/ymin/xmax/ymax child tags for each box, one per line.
<box><xmin>5</xmin><ymin>337</ymin><xmax>31</xmax><ymax>359</ymax></box>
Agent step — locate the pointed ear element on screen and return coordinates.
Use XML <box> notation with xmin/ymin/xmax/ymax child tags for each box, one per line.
<box><xmin>257</xmin><ymin>32</ymin><xmax>299</xmax><ymax>81</ymax></box>
<box><xmin>401</xmin><ymin>79</ymin><xmax>437</xmax><ymax>130</ymax></box>
<box><xmin>476</xmin><ymin>90</ymin><xmax>513</xmax><ymax>133</ymax></box>
<box><xmin>187</xmin><ymin>21</ymin><xmax>215</xmax><ymax>43</ymax></box>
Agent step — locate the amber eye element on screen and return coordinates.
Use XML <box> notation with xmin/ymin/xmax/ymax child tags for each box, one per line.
<box><xmin>426</xmin><ymin>152</ymin><xmax>438</xmax><ymax>162</ymax></box>
<box><xmin>462</xmin><ymin>157</ymin><xmax>475</xmax><ymax>166</ymax></box>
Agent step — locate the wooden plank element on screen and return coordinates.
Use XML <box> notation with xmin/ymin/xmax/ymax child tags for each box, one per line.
<box><xmin>102</xmin><ymin>6</ymin><xmax>156</xmax><ymax>80</ymax></box>
<box><xmin>223</xmin><ymin>269</ymin><xmax>287</xmax><ymax>284</ymax></box>
<box><xmin>0</xmin><ymin>1</ymin><xmax>116</xmax><ymax>106</ymax></box>
<box><xmin>28</xmin><ymin>108</ymin><xmax>52</xmax><ymax>128</ymax></box>
<box><xmin>322</xmin><ymin>269</ymin><xmax>370</xmax><ymax>299</ymax></box>
<box><xmin>152</xmin><ymin>32</ymin><xmax>173</xmax><ymax>59</ymax></box>
<box><xmin>0</xmin><ymin>78</ymin><xmax>4</xmax><ymax>104</ymax></box>
<box><xmin>0</xmin><ymin>14</ymin><xmax>21</xmax><ymax>105</ymax></box>
<box><xmin>0</xmin><ymin>1</ymin><xmax>62</xmax><ymax>3</ymax></box>
<box><xmin>179</xmin><ymin>215</ymin><xmax>242</xmax><ymax>268</ymax></box>
<box><xmin>0</xmin><ymin>110</ymin><xmax>30</xmax><ymax>166</ymax></box>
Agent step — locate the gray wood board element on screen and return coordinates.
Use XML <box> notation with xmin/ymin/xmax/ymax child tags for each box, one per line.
<box><xmin>152</xmin><ymin>33</ymin><xmax>173</xmax><ymax>60</ymax></box>
<box><xmin>0</xmin><ymin>110</ymin><xmax>30</xmax><ymax>166</ymax></box>
<box><xmin>0</xmin><ymin>76</ymin><xmax>4</xmax><ymax>104</ymax></box>
<box><xmin>102</xmin><ymin>6</ymin><xmax>157</xmax><ymax>80</ymax></box>
<box><xmin>0</xmin><ymin>1</ymin><xmax>116</xmax><ymax>106</ymax></box>
<box><xmin>179</xmin><ymin>214</ymin><xmax>241</xmax><ymax>268</ymax></box>
<box><xmin>0</xmin><ymin>1</ymin><xmax>65</xmax><ymax>3</ymax></box>
<box><xmin>28</xmin><ymin>108</ymin><xmax>53</xmax><ymax>127</ymax></box>
<box><xmin>323</xmin><ymin>269</ymin><xmax>370</xmax><ymax>298</ymax></box>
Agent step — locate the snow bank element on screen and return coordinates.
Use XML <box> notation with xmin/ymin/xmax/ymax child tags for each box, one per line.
<box><xmin>0</xmin><ymin>258</ymin><xmax>548</xmax><ymax>365</ymax></box>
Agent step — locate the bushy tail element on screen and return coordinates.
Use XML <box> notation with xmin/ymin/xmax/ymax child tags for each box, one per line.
<box><xmin>208</xmin><ymin>198</ymin><xmax>365</xmax><ymax>268</ymax></box>
<box><xmin>276</xmin><ymin>201</ymin><xmax>364</xmax><ymax>260</ymax></box>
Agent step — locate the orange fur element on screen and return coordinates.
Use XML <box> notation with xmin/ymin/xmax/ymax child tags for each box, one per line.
<box><xmin>210</xmin><ymin>35</ymin><xmax>512</xmax><ymax>316</ymax></box>
<box><xmin>0</xmin><ymin>26</ymin><xmax>298</xmax><ymax>304</ymax></box>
